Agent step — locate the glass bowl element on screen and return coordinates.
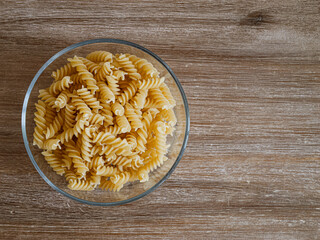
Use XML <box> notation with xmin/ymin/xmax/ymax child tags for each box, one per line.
<box><xmin>22</xmin><ymin>39</ymin><xmax>190</xmax><ymax>206</ymax></box>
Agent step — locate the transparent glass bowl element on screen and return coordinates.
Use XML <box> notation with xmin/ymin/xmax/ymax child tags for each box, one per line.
<box><xmin>22</xmin><ymin>39</ymin><xmax>190</xmax><ymax>206</ymax></box>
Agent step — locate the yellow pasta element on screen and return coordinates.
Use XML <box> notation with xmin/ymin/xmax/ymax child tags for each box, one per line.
<box><xmin>51</xmin><ymin>62</ymin><xmax>76</xmax><ymax>81</ymax></box>
<box><xmin>68</xmin><ymin>56</ymin><xmax>98</xmax><ymax>93</ymax></box>
<box><xmin>33</xmin><ymin>100</ymin><xmax>47</xmax><ymax>148</ymax></box>
<box><xmin>81</xmin><ymin>127</ymin><xmax>93</xmax><ymax>162</ymax></box>
<box><xmin>42</xmin><ymin>138</ymin><xmax>61</xmax><ymax>151</ymax></box>
<box><xmin>96</xmin><ymin>62</ymin><xmax>113</xmax><ymax>81</ymax></box>
<box><xmin>97</xmin><ymin>81</ymin><xmax>115</xmax><ymax>103</ymax></box>
<box><xmin>71</xmin><ymin>96</ymin><xmax>92</xmax><ymax>118</ymax></box>
<box><xmin>126</xmin><ymin>132</ymin><xmax>137</xmax><ymax>150</ymax></box>
<box><xmin>104</xmin><ymin>124</ymin><xmax>122</xmax><ymax>135</ymax></box>
<box><xmin>159</xmin><ymin>82</ymin><xmax>176</xmax><ymax>107</ymax></box>
<box><xmin>116</xmin><ymin>54</ymin><xmax>141</xmax><ymax>80</ymax></box>
<box><xmin>78</xmin><ymin>57</ymin><xmax>101</xmax><ymax>75</ymax></box>
<box><xmin>86</xmin><ymin>51</ymin><xmax>113</xmax><ymax>63</ymax></box>
<box><xmin>99</xmin><ymin>102</ymin><xmax>114</xmax><ymax>127</ymax></box>
<box><xmin>63</xmin><ymin>104</ymin><xmax>76</xmax><ymax>130</ymax></box>
<box><xmin>148</xmin><ymin>88</ymin><xmax>172</xmax><ymax>110</ymax></box>
<box><xmin>38</xmin><ymin>89</ymin><xmax>56</xmax><ymax>108</ymax></box>
<box><xmin>116</xmin><ymin>115</ymin><xmax>131</xmax><ymax>133</ymax></box>
<box><xmin>127</xmin><ymin>54</ymin><xmax>159</xmax><ymax>78</ymax></box>
<box><xmin>42</xmin><ymin>150</ymin><xmax>66</xmax><ymax>176</ymax></box>
<box><xmin>135</xmin><ymin>109</ymin><xmax>158</xmax><ymax>153</ymax></box>
<box><xmin>124</xmin><ymin>103</ymin><xmax>143</xmax><ymax>130</ymax></box>
<box><xmin>95</xmin><ymin>165</ymin><xmax>118</xmax><ymax>177</ymax></box>
<box><xmin>88</xmin><ymin>113</ymin><xmax>104</xmax><ymax>125</ymax></box>
<box><xmin>33</xmin><ymin>51</ymin><xmax>177</xmax><ymax>192</ymax></box>
<box><xmin>44</xmin><ymin>110</ymin><xmax>63</xmax><ymax>139</ymax></box>
<box><xmin>77</xmin><ymin>87</ymin><xmax>102</xmax><ymax>112</ymax></box>
<box><xmin>54</xmin><ymin>90</ymin><xmax>69</xmax><ymax>109</ymax></box>
<box><xmin>48</xmin><ymin>76</ymin><xmax>72</xmax><ymax>95</ymax></box>
<box><xmin>68</xmin><ymin>179</ymin><xmax>95</xmax><ymax>191</ymax></box>
<box><xmin>138</xmin><ymin>77</ymin><xmax>165</xmax><ymax>90</ymax></box>
<box><xmin>105</xmin><ymin>75</ymin><xmax>120</xmax><ymax>96</ymax></box>
<box><xmin>118</xmin><ymin>81</ymin><xmax>138</xmax><ymax>105</ymax></box>
<box><xmin>111</xmin><ymin>101</ymin><xmax>124</xmax><ymax>116</ymax></box>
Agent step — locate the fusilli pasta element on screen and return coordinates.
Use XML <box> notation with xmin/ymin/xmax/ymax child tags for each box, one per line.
<box><xmin>33</xmin><ymin>51</ymin><xmax>177</xmax><ymax>192</ymax></box>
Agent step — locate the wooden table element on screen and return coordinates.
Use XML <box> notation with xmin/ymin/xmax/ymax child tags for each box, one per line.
<box><xmin>1</xmin><ymin>0</ymin><xmax>320</xmax><ymax>239</ymax></box>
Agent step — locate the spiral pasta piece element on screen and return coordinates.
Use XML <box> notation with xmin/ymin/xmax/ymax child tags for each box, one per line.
<box><xmin>159</xmin><ymin>83</ymin><xmax>176</xmax><ymax>107</ymax></box>
<box><xmin>104</xmin><ymin>124</ymin><xmax>122</xmax><ymax>135</ymax></box>
<box><xmin>65</xmin><ymin>141</ymin><xmax>89</xmax><ymax>175</ymax></box>
<box><xmin>116</xmin><ymin>115</ymin><xmax>131</xmax><ymax>133</ymax></box>
<box><xmin>118</xmin><ymin>81</ymin><xmax>138</xmax><ymax>105</ymax></box>
<box><xmin>124</xmin><ymin>103</ymin><xmax>143</xmax><ymax>130</ymax></box>
<box><xmin>86</xmin><ymin>51</ymin><xmax>113</xmax><ymax>63</ymax></box>
<box><xmin>70</xmin><ymin>73</ymin><xmax>84</xmax><ymax>85</ymax></box>
<box><xmin>129</xmin><ymin>155</ymin><xmax>144</xmax><ymax>171</ymax></box>
<box><xmin>99</xmin><ymin>102</ymin><xmax>114</xmax><ymax>127</ymax></box>
<box><xmin>86</xmin><ymin>156</ymin><xmax>104</xmax><ymax>170</ymax></box>
<box><xmin>89</xmin><ymin>174</ymin><xmax>101</xmax><ymax>185</ymax></box>
<box><xmin>68</xmin><ymin>179</ymin><xmax>95</xmax><ymax>191</ymax></box>
<box><xmin>116</xmin><ymin>54</ymin><xmax>141</xmax><ymax>80</ymax></box>
<box><xmin>48</xmin><ymin>76</ymin><xmax>72</xmax><ymax>95</ymax></box>
<box><xmin>77</xmin><ymin>87</ymin><xmax>102</xmax><ymax>111</ymax></box>
<box><xmin>139</xmin><ymin>155</ymin><xmax>168</xmax><ymax>174</ymax></box>
<box><xmin>65</xmin><ymin>170</ymin><xmax>79</xmax><ymax>182</ymax></box>
<box><xmin>73</xmin><ymin>116</ymin><xmax>89</xmax><ymax>138</ymax></box>
<box><xmin>78</xmin><ymin>57</ymin><xmax>101</xmax><ymax>74</ymax></box>
<box><xmin>68</xmin><ymin>56</ymin><xmax>98</xmax><ymax>93</ymax></box>
<box><xmin>137</xmin><ymin>168</ymin><xmax>149</xmax><ymax>182</ymax></box>
<box><xmin>95</xmin><ymin>144</ymin><xmax>128</xmax><ymax>158</ymax></box>
<box><xmin>95</xmin><ymin>165</ymin><xmax>118</xmax><ymax>177</ymax></box>
<box><xmin>51</xmin><ymin>62</ymin><xmax>76</xmax><ymax>81</ymax></box>
<box><xmin>42</xmin><ymin>150</ymin><xmax>66</xmax><ymax>176</ymax></box>
<box><xmin>88</xmin><ymin>113</ymin><xmax>104</xmax><ymax>125</ymax></box>
<box><xmin>54</xmin><ymin>90</ymin><xmax>69</xmax><ymax>109</ymax></box>
<box><xmin>143</xmin><ymin>97</ymin><xmax>158</xmax><ymax>109</ymax></box>
<box><xmin>107</xmin><ymin>155</ymin><xmax>132</xmax><ymax>168</ymax></box>
<box><xmin>130</xmin><ymin>89</ymin><xmax>148</xmax><ymax>109</ymax></box>
<box><xmin>92</xmin><ymin>131</ymin><xmax>123</xmax><ymax>146</ymax></box>
<box><xmin>135</xmin><ymin>109</ymin><xmax>158</xmax><ymax>152</ymax></box>
<box><xmin>96</xmin><ymin>62</ymin><xmax>113</xmax><ymax>81</ymax></box>
<box><xmin>64</xmin><ymin>104</ymin><xmax>76</xmax><ymax>130</ymax></box>
<box><xmin>33</xmin><ymin>100</ymin><xmax>47</xmax><ymax>148</ymax></box>
<box><xmin>61</xmin><ymin>152</ymin><xmax>73</xmax><ymax>170</ymax></box>
<box><xmin>106</xmin><ymin>75</ymin><xmax>120</xmax><ymax>96</ymax></box>
<box><xmin>110</xmin><ymin>171</ymin><xmax>131</xmax><ymax>185</ymax></box>
<box><xmin>39</xmin><ymin>89</ymin><xmax>56</xmax><ymax>108</ymax></box>
<box><xmin>45</xmin><ymin>110</ymin><xmax>63</xmax><ymax>139</ymax></box>
<box><xmin>97</xmin><ymin>81</ymin><xmax>115</xmax><ymax>103</ymax></box>
<box><xmin>71</xmin><ymin>96</ymin><xmax>92</xmax><ymax>118</ymax></box>
<box><xmin>100</xmin><ymin>179</ymin><xmax>123</xmax><ymax>192</ymax></box>
<box><xmin>152</xmin><ymin>121</ymin><xmax>170</xmax><ymax>156</ymax></box>
<box><xmin>93</xmin><ymin>132</ymin><xmax>131</xmax><ymax>156</ymax></box>
<box><xmin>160</xmin><ymin>108</ymin><xmax>177</xmax><ymax>127</ymax></box>
<box><xmin>111</xmin><ymin>101</ymin><xmax>124</xmax><ymax>116</ymax></box>
<box><xmin>127</xmin><ymin>54</ymin><xmax>159</xmax><ymax>78</ymax></box>
<box><xmin>112</xmin><ymin>70</ymin><xmax>127</xmax><ymax>80</ymax></box>
<box><xmin>81</xmin><ymin>127</ymin><xmax>93</xmax><ymax>162</ymax></box>
<box><xmin>148</xmin><ymin>88</ymin><xmax>171</xmax><ymax>110</ymax></box>
<box><xmin>126</xmin><ymin>132</ymin><xmax>137</xmax><ymax>150</ymax></box>
<box><xmin>138</xmin><ymin>77</ymin><xmax>165</xmax><ymax>90</ymax></box>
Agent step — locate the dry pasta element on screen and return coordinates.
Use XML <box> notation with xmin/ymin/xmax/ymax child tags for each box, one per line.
<box><xmin>33</xmin><ymin>51</ymin><xmax>177</xmax><ymax>192</ymax></box>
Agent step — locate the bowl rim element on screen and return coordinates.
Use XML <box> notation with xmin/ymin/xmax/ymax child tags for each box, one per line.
<box><xmin>21</xmin><ymin>38</ymin><xmax>190</xmax><ymax>206</ymax></box>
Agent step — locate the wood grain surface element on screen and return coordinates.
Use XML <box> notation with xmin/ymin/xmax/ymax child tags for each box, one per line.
<box><xmin>1</xmin><ymin>0</ymin><xmax>320</xmax><ymax>239</ymax></box>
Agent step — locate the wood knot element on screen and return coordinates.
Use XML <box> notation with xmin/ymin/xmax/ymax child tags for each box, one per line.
<box><xmin>240</xmin><ymin>11</ymin><xmax>272</xmax><ymax>26</ymax></box>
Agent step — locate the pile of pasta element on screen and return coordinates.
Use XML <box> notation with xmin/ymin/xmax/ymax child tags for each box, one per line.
<box><xmin>33</xmin><ymin>51</ymin><xmax>177</xmax><ymax>191</ymax></box>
